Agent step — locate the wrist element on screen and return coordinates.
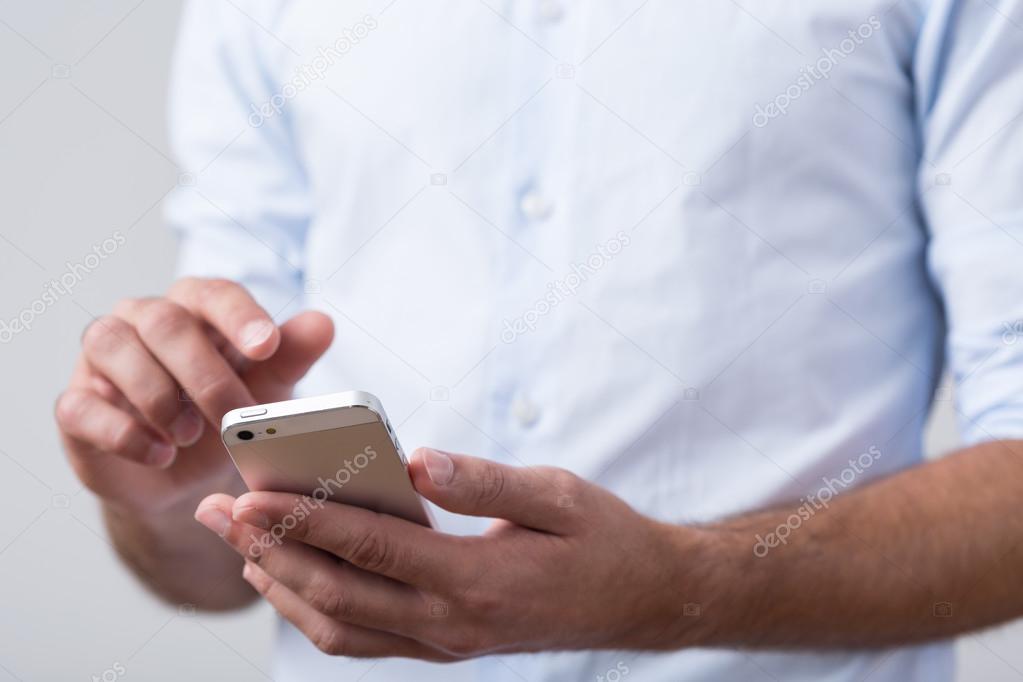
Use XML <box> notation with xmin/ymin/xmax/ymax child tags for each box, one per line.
<box><xmin>650</xmin><ymin>521</ymin><xmax>739</xmax><ymax>649</ymax></box>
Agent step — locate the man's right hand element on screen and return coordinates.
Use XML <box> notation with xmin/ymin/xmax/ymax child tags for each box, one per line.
<box><xmin>56</xmin><ymin>277</ymin><xmax>334</xmax><ymax>518</ymax></box>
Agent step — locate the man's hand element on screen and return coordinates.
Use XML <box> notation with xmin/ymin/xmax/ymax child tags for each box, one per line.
<box><xmin>195</xmin><ymin>448</ymin><xmax>687</xmax><ymax>659</ymax></box>
<box><xmin>196</xmin><ymin>437</ymin><xmax>1023</xmax><ymax>654</ymax></box>
<box><xmin>56</xmin><ymin>277</ymin><xmax>334</xmax><ymax>607</ymax></box>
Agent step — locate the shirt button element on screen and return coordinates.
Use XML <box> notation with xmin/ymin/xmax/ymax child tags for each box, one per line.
<box><xmin>537</xmin><ymin>0</ymin><xmax>564</xmax><ymax>22</ymax></box>
<box><xmin>519</xmin><ymin>189</ymin><xmax>555</xmax><ymax>221</ymax></box>
<box><xmin>511</xmin><ymin>395</ymin><xmax>541</xmax><ymax>428</ymax></box>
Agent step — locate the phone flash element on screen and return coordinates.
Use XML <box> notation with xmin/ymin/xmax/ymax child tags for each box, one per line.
<box><xmin>266</xmin><ymin>427</ymin><xmax>277</xmax><ymax>435</ymax></box>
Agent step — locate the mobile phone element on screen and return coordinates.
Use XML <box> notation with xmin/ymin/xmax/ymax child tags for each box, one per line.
<box><xmin>220</xmin><ymin>390</ymin><xmax>434</xmax><ymax>527</ymax></box>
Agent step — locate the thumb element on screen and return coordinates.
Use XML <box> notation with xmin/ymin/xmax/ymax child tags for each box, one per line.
<box><xmin>244</xmin><ymin>310</ymin><xmax>334</xmax><ymax>400</ymax></box>
<box><xmin>408</xmin><ymin>448</ymin><xmax>583</xmax><ymax>534</ymax></box>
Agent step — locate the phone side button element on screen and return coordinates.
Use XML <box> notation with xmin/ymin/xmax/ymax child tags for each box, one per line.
<box><xmin>240</xmin><ymin>408</ymin><xmax>268</xmax><ymax>418</ymax></box>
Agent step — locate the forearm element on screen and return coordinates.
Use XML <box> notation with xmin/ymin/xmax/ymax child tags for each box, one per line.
<box><xmin>666</xmin><ymin>439</ymin><xmax>1023</xmax><ymax>649</ymax></box>
<box><xmin>103</xmin><ymin>478</ymin><xmax>256</xmax><ymax>611</ymax></box>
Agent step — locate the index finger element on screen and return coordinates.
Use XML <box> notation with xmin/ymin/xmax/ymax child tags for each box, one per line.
<box><xmin>168</xmin><ymin>277</ymin><xmax>280</xmax><ymax>360</ymax></box>
<box><xmin>232</xmin><ymin>491</ymin><xmax>466</xmax><ymax>592</ymax></box>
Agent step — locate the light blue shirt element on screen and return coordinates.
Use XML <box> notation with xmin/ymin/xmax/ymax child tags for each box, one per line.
<box><xmin>167</xmin><ymin>1</ymin><xmax>1023</xmax><ymax>680</ymax></box>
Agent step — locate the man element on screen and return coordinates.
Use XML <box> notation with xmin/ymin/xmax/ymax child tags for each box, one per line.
<box><xmin>55</xmin><ymin>1</ymin><xmax>1023</xmax><ymax>680</ymax></box>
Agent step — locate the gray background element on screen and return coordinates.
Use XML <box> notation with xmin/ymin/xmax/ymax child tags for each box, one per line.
<box><xmin>0</xmin><ymin>2</ymin><xmax>1019</xmax><ymax>680</ymax></box>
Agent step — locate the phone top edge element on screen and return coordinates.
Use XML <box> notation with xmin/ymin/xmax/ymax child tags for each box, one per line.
<box><xmin>220</xmin><ymin>390</ymin><xmax>386</xmax><ymax>436</ymax></box>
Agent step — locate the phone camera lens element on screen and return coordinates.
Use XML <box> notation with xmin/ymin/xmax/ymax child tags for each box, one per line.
<box><xmin>238</xmin><ymin>430</ymin><xmax>254</xmax><ymax>441</ymax></box>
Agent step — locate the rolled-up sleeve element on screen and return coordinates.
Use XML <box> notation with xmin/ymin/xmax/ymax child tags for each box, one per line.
<box><xmin>915</xmin><ymin>0</ymin><xmax>1023</xmax><ymax>444</ymax></box>
<box><xmin>165</xmin><ymin>0</ymin><xmax>309</xmax><ymax>316</ymax></box>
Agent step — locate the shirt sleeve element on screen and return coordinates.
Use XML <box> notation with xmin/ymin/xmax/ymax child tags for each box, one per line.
<box><xmin>165</xmin><ymin>0</ymin><xmax>309</xmax><ymax>317</ymax></box>
<box><xmin>915</xmin><ymin>0</ymin><xmax>1023</xmax><ymax>444</ymax></box>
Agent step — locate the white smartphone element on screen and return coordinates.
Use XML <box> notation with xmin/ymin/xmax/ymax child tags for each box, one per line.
<box><xmin>220</xmin><ymin>390</ymin><xmax>434</xmax><ymax>527</ymax></box>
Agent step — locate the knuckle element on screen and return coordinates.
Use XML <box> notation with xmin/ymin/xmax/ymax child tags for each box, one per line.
<box><xmin>135</xmin><ymin>384</ymin><xmax>179</xmax><ymax>424</ymax></box>
<box><xmin>203</xmin><ymin>277</ymin><xmax>238</xmax><ymax>297</ymax></box>
<box><xmin>171</xmin><ymin>276</ymin><xmax>202</xmax><ymax>294</ymax></box>
<box><xmin>54</xmin><ymin>389</ymin><xmax>89</xmax><ymax>430</ymax></box>
<box><xmin>168</xmin><ymin>276</ymin><xmax>222</xmax><ymax>302</ymax></box>
<box><xmin>108</xmin><ymin>419</ymin><xmax>143</xmax><ymax>455</ymax></box>
<box><xmin>545</xmin><ymin>467</ymin><xmax>582</xmax><ymax>496</ymax></box>
<box><xmin>459</xmin><ymin>585</ymin><xmax>499</xmax><ymax>614</ymax></box>
<box><xmin>442</xmin><ymin>628</ymin><xmax>484</xmax><ymax>657</ymax></box>
<box><xmin>311</xmin><ymin>623</ymin><xmax>347</xmax><ymax>656</ymax></box>
<box><xmin>287</xmin><ymin>508</ymin><xmax>316</xmax><ymax>543</ymax></box>
<box><xmin>474</xmin><ymin>463</ymin><xmax>506</xmax><ymax>508</ymax></box>
<box><xmin>81</xmin><ymin>316</ymin><xmax>131</xmax><ymax>355</ymax></box>
<box><xmin>347</xmin><ymin>528</ymin><xmax>393</xmax><ymax>573</ymax></box>
<box><xmin>112</xmin><ymin>297</ymin><xmax>142</xmax><ymax>319</ymax></box>
<box><xmin>90</xmin><ymin>375</ymin><xmax>121</xmax><ymax>403</ymax></box>
<box><xmin>136</xmin><ymin>300</ymin><xmax>194</xmax><ymax>340</ymax></box>
<box><xmin>305</xmin><ymin>577</ymin><xmax>355</xmax><ymax>620</ymax></box>
<box><xmin>191</xmin><ymin>373</ymin><xmax>239</xmax><ymax>409</ymax></box>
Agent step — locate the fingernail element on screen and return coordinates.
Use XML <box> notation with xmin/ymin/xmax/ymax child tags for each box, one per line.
<box><xmin>424</xmin><ymin>448</ymin><xmax>454</xmax><ymax>486</ymax></box>
<box><xmin>242</xmin><ymin>562</ymin><xmax>270</xmax><ymax>593</ymax></box>
<box><xmin>233</xmin><ymin>505</ymin><xmax>271</xmax><ymax>530</ymax></box>
<box><xmin>145</xmin><ymin>441</ymin><xmax>176</xmax><ymax>468</ymax></box>
<box><xmin>195</xmin><ymin>506</ymin><xmax>231</xmax><ymax>537</ymax></box>
<box><xmin>240</xmin><ymin>320</ymin><xmax>273</xmax><ymax>349</ymax></box>
<box><xmin>170</xmin><ymin>408</ymin><xmax>202</xmax><ymax>446</ymax></box>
